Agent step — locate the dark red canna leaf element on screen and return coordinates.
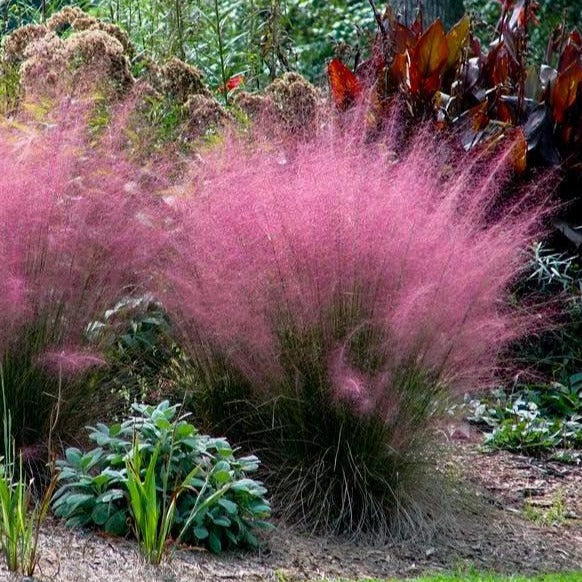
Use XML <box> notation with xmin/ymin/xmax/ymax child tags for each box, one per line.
<box><xmin>412</xmin><ymin>20</ymin><xmax>449</xmax><ymax>79</ymax></box>
<box><xmin>446</xmin><ymin>14</ymin><xmax>471</xmax><ymax>69</ymax></box>
<box><xmin>393</xmin><ymin>22</ymin><xmax>417</xmax><ymax>53</ymax></box>
<box><xmin>389</xmin><ymin>52</ymin><xmax>409</xmax><ymax>89</ymax></box>
<box><xmin>328</xmin><ymin>58</ymin><xmax>363</xmax><ymax>110</ymax></box>
<box><xmin>558</xmin><ymin>31</ymin><xmax>582</xmax><ymax>73</ymax></box>
<box><xmin>552</xmin><ymin>62</ymin><xmax>582</xmax><ymax>123</ymax></box>
<box><xmin>510</xmin><ymin>128</ymin><xmax>528</xmax><ymax>173</ymax></box>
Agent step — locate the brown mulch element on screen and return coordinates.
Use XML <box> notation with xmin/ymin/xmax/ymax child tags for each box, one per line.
<box><xmin>2</xmin><ymin>433</ymin><xmax>581</xmax><ymax>581</ymax></box>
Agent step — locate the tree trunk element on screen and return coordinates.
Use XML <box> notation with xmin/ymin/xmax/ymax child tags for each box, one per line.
<box><xmin>396</xmin><ymin>0</ymin><xmax>465</xmax><ymax>28</ymax></box>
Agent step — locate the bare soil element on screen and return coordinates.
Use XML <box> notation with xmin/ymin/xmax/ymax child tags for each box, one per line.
<box><xmin>2</xmin><ymin>430</ymin><xmax>581</xmax><ymax>581</ymax></box>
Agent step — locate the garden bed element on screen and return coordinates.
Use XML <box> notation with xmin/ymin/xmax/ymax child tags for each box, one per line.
<box><xmin>5</xmin><ymin>435</ymin><xmax>580</xmax><ymax>582</ymax></box>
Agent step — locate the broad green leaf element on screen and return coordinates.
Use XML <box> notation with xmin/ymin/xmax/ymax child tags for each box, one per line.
<box><xmin>218</xmin><ymin>498</ymin><xmax>238</xmax><ymax>515</ymax></box>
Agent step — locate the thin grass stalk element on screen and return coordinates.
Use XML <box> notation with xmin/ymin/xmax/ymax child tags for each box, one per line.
<box><xmin>213</xmin><ymin>0</ymin><xmax>229</xmax><ymax>103</ymax></box>
<box><xmin>0</xmin><ymin>364</ymin><xmax>58</xmax><ymax>575</ymax></box>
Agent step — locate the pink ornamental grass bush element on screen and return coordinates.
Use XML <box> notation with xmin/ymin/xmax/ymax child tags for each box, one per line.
<box><xmin>160</xmin><ymin>122</ymin><xmax>549</xmax><ymax>537</ymax></box>
<box><xmin>0</xmin><ymin>105</ymin><xmax>164</xmax><ymax>450</ymax></box>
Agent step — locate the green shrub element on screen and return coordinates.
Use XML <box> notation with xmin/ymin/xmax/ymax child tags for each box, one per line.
<box><xmin>88</xmin><ymin>296</ymin><xmax>180</xmax><ymax>412</ymax></box>
<box><xmin>513</xmin><ymin>243</ymin><xmax>582</xmax><ymax>381</ymax></box>
<box><xmin>52</xmin><ymin>401</ymin><xmax>272</xmax><ymax>553</ymax></box>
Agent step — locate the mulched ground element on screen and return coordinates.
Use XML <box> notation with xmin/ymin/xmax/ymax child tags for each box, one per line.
<box><xmin>3</xmin><ymin>430</ymin><xmax>581</xmax><ymax>581</ymax></box>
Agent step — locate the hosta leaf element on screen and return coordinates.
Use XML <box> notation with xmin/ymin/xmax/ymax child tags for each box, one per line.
<box><xmin>211</xmin><ymin>516</ymin><xmax>231</xmax><ymax>527</ymax></box>
<box><xmin>224</xmin><ymin>528</ymin><xmax>238</xmax><ymax>545</ymax></box>
<box><xmin>218</xmin><ymin>498</ymin><xmax>238</xmax><ymax>515</ymax></box>
<box><xmin>104</xmin><ymin>510</ymin><xmax>128</xmax><ymax>536</ymax></box>
<box><xmin>91</xmin><ymin>473</ymin><xmax>114</xmax><ymax>489</ymax></box>
<box><xmin>193</xmin><ymin>525</ymin><xmax>209</xmax><ymax>540</ymax></box>
<box><xmin>108</xmin><ymin>423</ymin><xmax>122</xmax><ymax>437</ymax></box>
<box><xmin>65</xmin><ymin>448</ymin><xmax>82</xmax><ymax>467</ymax></box>
<box><xmin>61</xmin><ymin>493</ymin><xmax>95</xmax><ymax>512</ymax></box>
<box><xmin>208</xmin><ymin>530</ymin><xmax>222</xmax><ymax>554</ymax></box>
<box><xmin>175</xmin><ymin>423</ymin><xmax>195</xmax><ymax>439</ymax></box>
<box><xmin>97</xmin><ymin>489</ymin><xmax>125</xmax><ymax>503</ymax></box>
<box><xmin>91</xmin><ymin>503</ymin><xmax>112</xmax><ymax>526</ymax></box>
<box><xmin>249</xmin><ymin>502</ymin><xmax>271</xmax><ymax>516</ymax></box>
<box><xmin>231</xmin><ymin>478</ymin><xmax>265</xmax><ymax>493</ymax></box>
<box><xmin>213</xmin><ymin>469</ymin><xmax>232</xmax><ymax>484</ymax></box>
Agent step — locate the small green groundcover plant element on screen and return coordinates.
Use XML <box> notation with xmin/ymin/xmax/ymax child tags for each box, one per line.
<box><xmin>467</xmin><ymin>374</ymin><xmax>582</xmax><ymax>461</ymax></box>
<box><xmin>52</xmin><ymin>401</ymin><xmax>272</xmax><ymax>557</ymax></box>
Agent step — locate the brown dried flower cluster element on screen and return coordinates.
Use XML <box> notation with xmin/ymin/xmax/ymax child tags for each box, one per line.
<box><xmin>234</xmin><ymin>73</ymin><xmax>321</xmax><ymax>139</ymax></box>
<box><xmin>64</xmin><ymin>29</ymin><xmax>133</xmax><ymax>91</ymax></box>
<box><xmin>265</xmin><ymin>73</ymin><xmax>320</xmax><ymax>136</ymax></box>
<box><xmin>46</xmin><ymin>7</ymin><xmax>134</xmax><ymax>57</ymax></box>
<box><xmin>159</xmin><ymin>58</ymin><xmax>212</xmax><ymax>103</ymax></box>
<box><xmin>20</xmin><ymin>33</ymin><xmax>68</xmax><ymax>99</ymax></box>
<box><xmin>3</xmin><ymin>7</ymin><xmax>134</xmax><ymax>101</ymax></box>
<box><xmin>2</xmin><ymin>24</ymin><xmax>48</xmax><ymax>64</ymax></box>
<box><xmin>184</xmin><ymin>94</ymin><xmax>233</xmax><ymax>137</ymax></box>
<box><xmin>233</xmin><ymin>91</ymin><xmax>275</xmax><ymax>120</ymax></box>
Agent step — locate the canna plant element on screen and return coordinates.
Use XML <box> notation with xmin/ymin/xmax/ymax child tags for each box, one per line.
<box><xmin>156</xmin><ymin>118</ymin><xmax>551</xmax><ymax>537</ymax></box>
<box><xmin>328</xmin><ymin>2</ymin><xmax>582</xmax><ymax>220</ymax></box>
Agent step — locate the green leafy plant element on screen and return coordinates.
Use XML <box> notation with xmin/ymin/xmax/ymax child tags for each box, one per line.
<box><xmin>124</xmin><ymin>441</ymin><xmax>175</xmax><ymax>564</ymax></box>
<box><xmin>512</xmin><ymin>243</ymin><xmax>582</xmax><ymax>384</ymax></box>
<box><xmin>468</xmin><ymin>374</ymin><xmax>582</xmax><ymax>458</ymax></box>
<box><xmin>0</xmin><ymin>373</ymin><xmax>57</xmax><ymax>576</ymax></box>
<box><xmin>52</xmin><ymin>401</ymin><xmax>271</xmax><ymax>554</ymax></box>
<box><xmin>0</xmin><ymin>451</ymin><xmax>56</xmax><ymax>575</ymax></box>
<box><xmin>524</xmin><ymin>488</ymin><xmax>566</xmax><ymax>526</ymax></box>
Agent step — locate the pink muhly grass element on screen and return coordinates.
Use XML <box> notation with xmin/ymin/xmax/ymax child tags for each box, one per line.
<box><xmin>0</xmin><ymin>102</ymin><xmax>165</xmax><ymax>448</ymax></box>
<box><xmin>164</xmin><ymin>128</ymin><xmax>545</xmax><ymax>399</ymax></box>
<box><xmin>160</xmin><ymin>120</ymin><xmax>550</xmax><ymax>536</ymax></box>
